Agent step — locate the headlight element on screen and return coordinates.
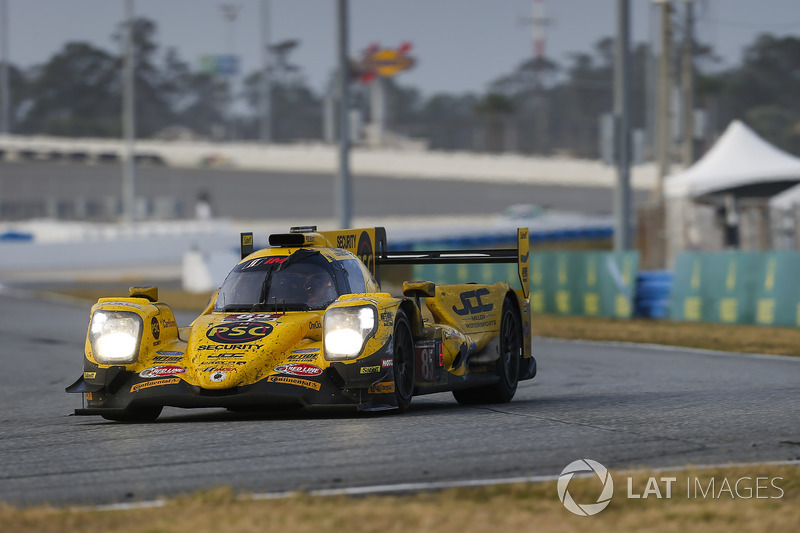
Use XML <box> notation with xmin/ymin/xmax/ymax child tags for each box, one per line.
<box><xmin>89</xmin><ymin>310</ymin><xmax>143</xmax><ymax>364</ymax></box>
<box><xmin>324</xmin><ymin>305</ymin><xmax>377</xmax><ymax>360</ymax></box>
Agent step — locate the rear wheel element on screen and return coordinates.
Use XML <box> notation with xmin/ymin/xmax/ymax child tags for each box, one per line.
<box><xmin>101</xmin><ymin>405</ymin><xmax>163</xmax><ymax>422</ymax></box>
<box><xmin>453</xmin><ymin>296</ymin><xmax>521</xmax><ymax>405</ymax></box>
<box><xmin>393</xmin><ymin>311</ymin><xmax>415</xmax><ymax>411</ymax></box>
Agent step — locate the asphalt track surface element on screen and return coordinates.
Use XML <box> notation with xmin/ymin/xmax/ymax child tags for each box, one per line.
<box><xmin>0</xmin><ymin>160</ymin><xmax>649</xmax><ymax>218</ymax></box>
<box><xmin>1</xmin><ymin>293</ymin><xmax>798</xmax><ymax>507</ymax></box>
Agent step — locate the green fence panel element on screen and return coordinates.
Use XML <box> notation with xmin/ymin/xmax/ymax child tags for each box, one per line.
<box><xmin>669</xmin><ymin>252</ymin><xmax>706</xmax><ymax>322</ymax></box>
<box><xmin>670</xmin><ymin>251</ymin><xmax>800</xmax><ymax>326</ymax></box>
<box><xmin>752</xmin><ymin>252</ymin><xmax>800</xmax><ymax>327</ymax></box>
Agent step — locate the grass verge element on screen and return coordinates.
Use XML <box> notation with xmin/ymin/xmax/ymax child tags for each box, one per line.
<box><xmin>532</xmin><ymin>313</ymin><xmax>800</xmax><ymax>357</ymax></box>
<box><xmin>2</xmin><ymin>464</ymin><xmax>797</xmax><ymax>533</ymax></box>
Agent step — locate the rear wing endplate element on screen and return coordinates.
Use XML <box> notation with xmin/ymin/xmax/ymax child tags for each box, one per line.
<box><xmin>378</xmin><ymin>228</ymin><xmax>530</xmax><ymax>298</ymax></box>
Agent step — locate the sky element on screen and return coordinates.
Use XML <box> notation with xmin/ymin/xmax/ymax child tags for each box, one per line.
<box><xmin>4</xmin><ymin>0</ymin><xmax>800</xmax><ymax>97</ymax></box>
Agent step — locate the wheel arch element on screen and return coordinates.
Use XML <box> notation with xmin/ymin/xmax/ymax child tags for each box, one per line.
<box><xmin>398</xmin><ymin>298</ymin><xmax>424</xmax><ymax>338</ymax></box>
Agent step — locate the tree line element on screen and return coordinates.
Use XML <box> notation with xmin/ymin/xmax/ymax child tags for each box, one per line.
<box><xmin>2</xmin><ymin>16</ymin><xmax>800</xmax><ymax>160</ymax></box>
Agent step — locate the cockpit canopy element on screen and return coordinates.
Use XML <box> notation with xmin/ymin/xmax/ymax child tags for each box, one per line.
<box><xmin>214</xmin><ymin>249</ymin><xmax>373</xmax><ymax>312</ymax></box>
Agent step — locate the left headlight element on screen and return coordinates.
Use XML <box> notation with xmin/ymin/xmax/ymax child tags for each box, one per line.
<box><xmin>89</xmin><ymin>310</ymin><xmax>143</xmax><ymax>364</ymax></box>
<box><xmin>324</xmin><ymin>305</ymin><xmax>377</xmax><ymax>361</ymax></box>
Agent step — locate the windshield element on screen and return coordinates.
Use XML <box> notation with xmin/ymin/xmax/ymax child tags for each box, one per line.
<box><xmin>215</xmin><ymin>253</ymin><xmax>340</xmax><ymax>312</ymax></box>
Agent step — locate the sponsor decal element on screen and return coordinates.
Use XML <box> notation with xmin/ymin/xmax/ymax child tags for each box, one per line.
<box><xmin>242</xmin><ymin>257</ymin><xmax>287</xmax><ymax>269</ymax></box>
<box><xmin>83</xmin><ymin>372</ymin><xmax>97</xmax><ymax>379</ymax></box>
<box><xmin>336</xmin><ymin>234</ymin><xmax>356</xmax><ymax>249</ymax></box>
<box><xmin>380</xmin><ymin>311</ymin><xmax>393</xmax><ymax>325</ymax></box>
<box><xmin>206</xmin><ymin>322</ymin><xmax>273</xmax><ymax>343</ymax></box>
<box><xmin>360</xmin><ymin>365</ymin><xmax>380</xmax><ymax>374</ymax></box>
<box><xmin>156</xmin><ymin>350</ymin><xmax>184</xmax><ymax>356</ymax></box>
<box><xmin>463</xmin><ymin>318</ymin><xmax>497</xmax><ymax>329</ymax></box>
<box><xmin>381</xmin><ymin>358</ymin><xmax>393</xmax><ymax>368</ymax></box>
<box><xmin>151</xmin><ymin>317</ymin><xmax>161</xmax><ymax>340</ymax></box>
<box><xmin>308</xmin><ymin>320</ymin><xmax>322</xmax><ymax>330</ymax></box>
<box><xmin>223</xmin><ymin>313</ymin><xmax>282</xmax><ymax>322</ymax></box>
<box><xmin>288</xmin><ymin>353</ymin><xmax>317</xmax><ymax>362</ymax></box>
<box><xmin>204</xmin><ymin>352</ymin><xmax>245</xmax><ymax>358</ymax></box>
<box><xmin>267</xmin><ymin>375</ymin><xmax>321</xmax><ymax>391</ymax></box>
<box><xmin>415</xmin><ymin>341</ymin><xmax>442</xmax><ymax>382</ymax></box>
<box><xmin>161</xmin><ymin>319</ymin><xmax>177</xmax><ymax>329</ymax></box>
<box><xmin>210</xmin><ymin>371</ymin><xmax>228</xmax><ymax>382</ymax></box>
<box><xmin>198</xmin><ymin>344</ymin><xmax>263</xmax><ymax>350</ymax></box>
<box><xmin>291</xmin><ymin>348</ymin><xmax>319</xmax><ymax>354</ymax></box>
<box><xmin>154</xmin><ymin>356</ymin><xmax>183</xmax><ymax>363</ymax></box>
<box><xmin>139</xmin><ymin>365</ymin><xmax>186</xmax><ymax>379</ymax></box>
<box><xmin>357</xmin><ymin>231</ymin><xmax>374</xmax><ymax>274</ymax></box>
<box><xmin>131</xmin><ymin>377</ymin><xmax>180</xmax><ymax>392</ymax></box>
<box><xmin>274</xmin><ymin>363</ymin><xmax>323</xmax><ymax>377</ymax></box>
<box><xmin>368</xmin><ymin>381</ymin><xmax>395</xmax><ymax>394</ymax></box>
<box><xmin>201</xmin><ymin>362</ymin><xmax>246</xmax><ymax>368</ymax></box>
<box><xmin>452</xmin><ymin>288</ymin><xmax>493</xmax><ymax>316</ymax></box>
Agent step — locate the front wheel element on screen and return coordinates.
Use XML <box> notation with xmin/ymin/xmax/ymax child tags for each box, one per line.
<box><xmin>392</xmin><ymin>311</ymin><xmax>415</xmax><ymax>412</ymax></box>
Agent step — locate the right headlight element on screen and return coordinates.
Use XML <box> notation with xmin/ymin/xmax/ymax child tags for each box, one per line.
<box><xmin>89</xmin><ymin>310</ymin><xmax>143</xmax><ymax>364</ymax></box>
<box><xmin>324</xmin><ymin>305</ymin><xmax>377</xmax><ymax>360</ymax></box>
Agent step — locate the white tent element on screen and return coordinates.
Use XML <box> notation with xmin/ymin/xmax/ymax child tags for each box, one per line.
<box><xmin>770</xmin><ymin>182</ymin><xmax>800</xmax><ymax>211</ymax></box>
<box><xmin>665</xmin><ymin>120</ymin><xmax>800</xmax><ymax>199</ymax></box>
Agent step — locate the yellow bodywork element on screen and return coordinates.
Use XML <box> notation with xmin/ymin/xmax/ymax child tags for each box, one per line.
<box><xmin>78</xmin><ymin>226</ymin><xmax>533</xmax><ymax>411</ymax></box>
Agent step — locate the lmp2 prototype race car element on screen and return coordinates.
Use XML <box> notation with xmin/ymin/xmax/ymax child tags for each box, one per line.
<box><xmin>67</xmin><ymin>226</ymin><xmax>536</xmax><ymax>421</ymax></box>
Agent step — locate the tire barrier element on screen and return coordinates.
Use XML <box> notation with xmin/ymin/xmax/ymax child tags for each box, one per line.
<box><xmin>634</xmin><ymin>270</ymin><xmax>674</xmax><ymax>319</ymax></box>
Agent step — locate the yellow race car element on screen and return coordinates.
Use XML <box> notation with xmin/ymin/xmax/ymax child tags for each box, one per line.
<box><xmin>67</xmin><ymin>226</ymin><xmax>536</xmax><ymax>421</ymax></box>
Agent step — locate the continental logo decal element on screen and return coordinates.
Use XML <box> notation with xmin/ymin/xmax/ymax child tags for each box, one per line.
<box><xmin>207</xmin><ymin>322</ymin><xmax>273</xmax><ymax>343</ymax></box>
<box><xmin>130</xmin><ymin>377</ymin><xmax>180</xmax><ymax>392</ymax></box>
<box><xmin>267</xmin><ymin>375</ymin><xmax>321</xmax><ymax>391</ymax></box>
<box><xmin>368</xmin><ymin>381</ymin><xmax>395</xmax><ymax>394</ymax></box>
<box><xmin>83</xmin><ymin>372</ymin><xmax>96</xmax><ymax>379</ymax></box>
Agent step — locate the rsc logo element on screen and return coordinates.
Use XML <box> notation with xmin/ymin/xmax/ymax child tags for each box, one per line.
<box><xmin>206</xmin><ymin>322</ymin><xmax>273</xmax><ymax>343</ymax></box>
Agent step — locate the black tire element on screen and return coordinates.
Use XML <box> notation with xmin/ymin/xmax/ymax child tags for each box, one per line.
<box><xmin>102</xmin><ymin>405</ymin><xmax>163</xmax><ymax>422</ymax></box>
<box><xmin>393</xmin><ymin>311</ymin><xmax>415</xmax><ymax>412</ymax></box>
<box><xmin>453</xmin><ymin>296</ymin><xmax>521</xmax><ymax>405</ymax></box>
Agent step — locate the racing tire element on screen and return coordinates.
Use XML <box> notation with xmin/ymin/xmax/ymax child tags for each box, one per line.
<box><xmin>393</xmin><ymin>311</ymin><xmax>415</xmax><ymax>412</ymax></box>
<box><xmin>453</xmin><ymin>295</ymin><xmax>521</xmax><ymax>405</ymax></box>
<box><xmin>101</xmin><ymin>405</ymin><xmax>163</xmax><ymax>422</ymax></box>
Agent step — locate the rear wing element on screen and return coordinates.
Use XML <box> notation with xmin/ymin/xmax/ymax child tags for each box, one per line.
<box><xmin>378</xmin><ymin>228</ymin><xmax>529</xmax><ymax>298</ymax></box>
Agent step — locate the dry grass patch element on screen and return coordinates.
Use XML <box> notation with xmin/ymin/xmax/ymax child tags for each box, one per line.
<box><xmin>0</xmin><ymin>465</ymin><xmax>796</xmax><ymax>533</ymax></box>
<box><xmin>533</xmin><ymin>313</ymin><xmax>800</xmax><ymax>357</ymax></box>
